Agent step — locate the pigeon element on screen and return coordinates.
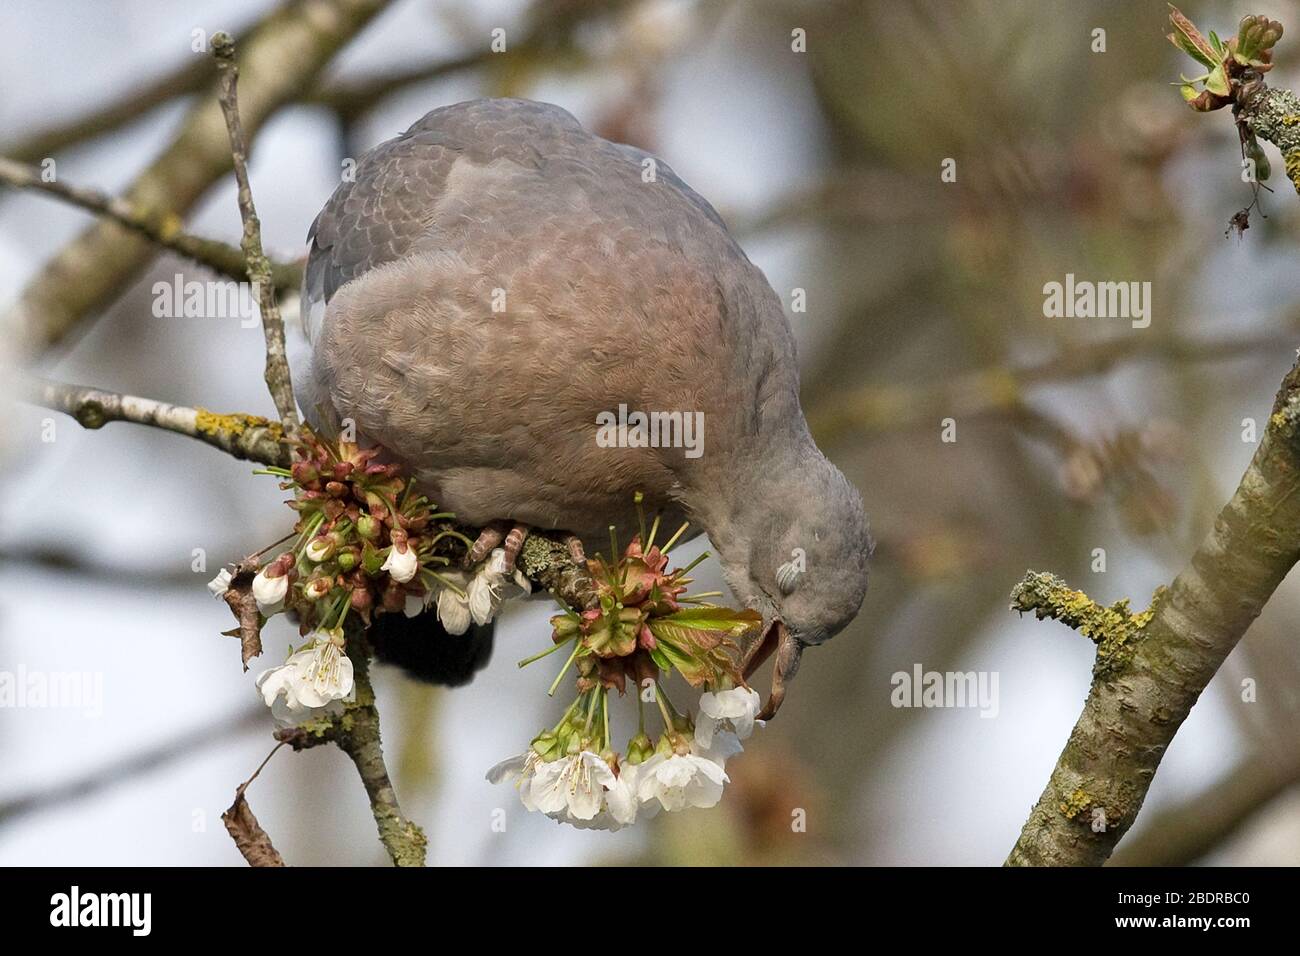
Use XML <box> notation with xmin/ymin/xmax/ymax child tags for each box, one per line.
<box><xmin>294</xmin><ymin>98</ymin><xmax>871</xmax><ymax>716</ymax></box>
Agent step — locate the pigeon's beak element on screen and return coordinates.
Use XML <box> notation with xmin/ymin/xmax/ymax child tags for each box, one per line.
<box><xmin>740</xmin><ymin>618</ymin><xmax>802</xmax><ymax>720</ymax></box>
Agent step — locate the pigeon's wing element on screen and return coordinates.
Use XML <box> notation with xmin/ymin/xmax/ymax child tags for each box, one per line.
<box><xmin>301</xmin><ymin>99</ymin><xmax>594</xmax><ymax>343</ymax></box>
<box><xmin>302</xmin><ymin>99</ymin><xmax>741</xmax><ymax>343</ymax></box>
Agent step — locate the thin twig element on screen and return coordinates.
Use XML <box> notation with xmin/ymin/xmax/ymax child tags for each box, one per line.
<box><xmin>223</xmin><ymin>743</ymin><xmax>287</xmax><ymax>867</ymax></box>
<box><xmin>275</xmin><ymin>628</ymin><xmax>428</xmax><ymax>867</ymax></box>
<box><xmin>211</xmin><ymin>32</ymin><xmax>299</xmax><ymax>432</ymax></box>
<box><xmin>0</xmin><ymin>156</ymin><xmax>300</xmax><ymax>292</ymax></box>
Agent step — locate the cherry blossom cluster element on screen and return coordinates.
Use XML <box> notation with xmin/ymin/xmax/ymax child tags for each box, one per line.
<box><xmin>488</xmin><ymin>513</ymin><xmax>764</xmax><ymax>829</ymax></box>
<box><xmin>208</xmin><ymin>430</ymin><xmax>526</xmax><ymax>725</ymax></box>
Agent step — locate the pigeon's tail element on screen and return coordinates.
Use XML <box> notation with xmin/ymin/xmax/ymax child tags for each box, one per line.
<box><xmin>367</xmin><ymin>608</ymin><xmax>494</xmax><ymax>687</ymax></box>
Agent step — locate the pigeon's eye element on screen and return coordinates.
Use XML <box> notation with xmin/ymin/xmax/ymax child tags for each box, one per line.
<box><xmin>775</xmin><ymin>559</ymin><xmax>802</xmax><ymax>595</ymax></box>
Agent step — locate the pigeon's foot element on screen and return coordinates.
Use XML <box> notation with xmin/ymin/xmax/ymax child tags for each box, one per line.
<box><xmin>562</xmin><ymin>534</ymin><xmax>586</xmax><ymax>565</ymax></box>
<box><xmin>741</xmin><ymin>619</ymin><xmax>801</xmax><ymax>721</ymax></box>
<box><xmin>465</xmin><ymin>521</ymin><xmax>531</xmax><ymax>572</ymax></box>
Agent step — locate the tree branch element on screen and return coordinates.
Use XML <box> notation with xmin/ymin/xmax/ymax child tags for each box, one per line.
<box><xmin>274</xmin><ymin>629</ymin><xmax>427</xmax><ymax>867</ymax></box>
<box><xmin>0</xmin><ymin>155</ymin><xmax>300</xmax><ymax>292</ymax></box>
<box><xmin>211</xmin><ymin>32</ymin><xmax>299</xmax><ymax>431</ymax></box>
<box><xmin>1109</xmin><ymin>755</ymin><xmax>1300</xmax><ymax>866</ymax></box>
<box><xmin>7</xmin><ymin>0</ymin><xmax>390</xmax><ymax>356</ymax></box>
<box><xmin>1240</xmin><ymin>84</ymin><xmax>1300</xmax><ymax>195</ymax></box>
<box><xmin>1005</xmin><ymin>356</ymin><xmax>1300</xmax><ymax>865</ymax></box>
<box><xmin>25</xmin><ymin>376</ymin><xmax>288</xmax><ymax>467</ymax></box>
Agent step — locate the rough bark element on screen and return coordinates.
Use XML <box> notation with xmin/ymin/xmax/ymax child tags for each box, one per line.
<box><xmin>1006</xmin><ymin>359</ymin><xmax>1300</xmax><ymax>865</ymax></box>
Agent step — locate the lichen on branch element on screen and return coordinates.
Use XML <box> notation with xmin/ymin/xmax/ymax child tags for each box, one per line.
<box><xmin>1009</xmin><ymin>571</ymin><xmax>1164</xmax><ymax>677</ymax></box>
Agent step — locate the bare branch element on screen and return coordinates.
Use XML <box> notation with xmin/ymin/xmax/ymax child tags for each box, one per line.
<box><xmin>25</xmin><ymin>376</ymin><xmax>288</xmax><ymax>467</ymax></box>
<box><xmin>275</xmin><ymin>629</ymin><xmax>427</xmax><ymax>867</ymax></box>
<box><xmin>6</xmin><ymin>0</ymin><xmax>390</xmax><ymax>355</ymax></box>
<box><xmin>0</xmin><ymin>156</ymin><xmax>300</xmax><ymax>292</ymax></box>
<box><xmin>1005</xmin><ymin>354</ymin><xmax>1300</xmax><ymax>865</ymax></box>
<box><xmin>211</xmin><ymin>32</ymin><xmax>299</xmax><ymax>432</ymax></box>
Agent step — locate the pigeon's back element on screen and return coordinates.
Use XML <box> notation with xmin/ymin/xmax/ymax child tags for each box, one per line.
<box><xmin>296</xmin><ymin>98</ymin><xmax>801</xmax><ymax>542</ymax></box>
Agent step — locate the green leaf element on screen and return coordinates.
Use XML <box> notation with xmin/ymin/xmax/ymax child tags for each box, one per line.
<box><xmin>650</xmin><ymin>646</ymin><xmax>672</xmax><ymax>672</ymax></box>
<box><xmin>1167</xmin><ymin>5</ymin><xmax>1220</xmax><ymax>68</ymax></box>
<box><xmin>1205</xmin><ymin>62</ymin><xmax>1230</xmax><ymax>97</ymax></box>
<box><xmin>651</xmin><ymin>605</ymin><xmax>763</xmax><ymax>635</ymax></box>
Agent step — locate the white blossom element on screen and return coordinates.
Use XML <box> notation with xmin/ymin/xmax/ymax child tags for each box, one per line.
<box><xmin>304</xmin><ymin>538</ymin><xmax>332</xmax><ymax>563</ymax></box>
<box><xmin>693</xmin><ymin>729</ymin><xmax>744</xmax><ymax>768</ymax></box>
<box><xmin>529</xmin><ymin>750</ymin><xmax>637</xmax><ymax>826</ymax></box>
<box><xmin>251</xmin><ymin>567</ymin><xmax>289</xmax><ymax>613</ymax></box>
<box><xmin>486</xmin><ymin>751</ymin><xmax>544</xmax><ymax>811</ymax></box>
<box><xmin>255</xmin><ymin>630</ymin><xmax>353</xmax><ymax>722</ymax></box>
<box><xmin>467</xmin><ymin>548</ymin><xmax>532</xmax><ymax>625</ymax></box>
<box><xmin>634</xmin><ymin>750</ymin><xmax>728</xmax><ymax>812</ymax></box>
<box><xmin>435</xmin><ymin>550</ymin><xmax>531</xmax><ymax>633</ymax></box>
<box><xmin>404</xmin><ymin>591</ymin><xmax>429</xmax><ymax>618</ymax></box>
<box><xmin>434</xmin><ymin>571</ymin><xmax>473</xmax><ymax>635</ymax></box>
<box><xmin>696</xmin><ymin>686</ymin><xmax>763</xmax><ymax>748</ymax></box>
<box><xmin>207</xmin><ymin>568</ymin><xmax>233</xmax><ymax>598</ymax></box>
<box><xmin>381</xmin><ymin>544</ymin><xmax>419</xmax><ymax>583</ymax></box>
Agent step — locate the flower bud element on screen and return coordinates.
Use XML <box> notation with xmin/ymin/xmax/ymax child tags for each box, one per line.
<box><xmin>305</xmin><ymin>536</ymin><xmax>335</xmax><ymax>563</ymax></box>
<box><xmin>291</xmin><ymin>461</ymin><xmax>320</xmax><ymax>485</ymax></box>
<box><xmin>303</xmin><ymin>576</ymin><xmax>333</xmax><ymax>601</ymax></box>
<box><xmin>381</xmin><ymin>581</ymin><xmax>406</xmax><ymax>612</ymax></box>
<box><xmin>252</xmin><ymin>567</ymin><xmax>289</xmax><ymax>612</ymax></box>
<box><xmin>624</xmin><ymin>732</ymin><xmax>654</xmax><ymax>765</ymax></box>
<box><xmin>356</xmin><ymin>514</ymin><xmax>381</xmax><ymax>541</ymax></box>
<box><xmin>550</xmin><ymin>613</ymin><xmax>581</xmax><ymax>642</ymax></box>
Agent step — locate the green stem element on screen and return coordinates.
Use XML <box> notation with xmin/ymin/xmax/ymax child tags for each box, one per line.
<box><xmin>547</xmin><ymin>641</ymin><xmax>583</xmax><ymax>697</ymax></box>
<box><xmin>517</xmin><ymin>637</ymin><xmax>573</xmax><ymax>668</ymax></box>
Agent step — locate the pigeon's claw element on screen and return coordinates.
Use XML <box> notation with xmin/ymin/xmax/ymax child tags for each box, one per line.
<box><xmin>465</xmin><ymin>521</ymin><xmax>531</xmax><ymax>573</ymax></box>
<box><xmin>741</xmin><ymin>619</ymin><xmax>800</xmax><ymax>720</ymax></box>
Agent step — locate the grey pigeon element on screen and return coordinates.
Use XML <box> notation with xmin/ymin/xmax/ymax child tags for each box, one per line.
<box><xmin>295</xmin><ymin>98</ymin><xmax>871</xmax><ymax>716</ymax></box>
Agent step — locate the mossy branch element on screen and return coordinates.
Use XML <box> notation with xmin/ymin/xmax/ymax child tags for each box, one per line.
<box><xmin>25</xmin><ymin>376</ymin><xmax>288</xmax><ymax>467</ymax></box>
<box><xmin>1239</xmin><ymin>84</ymin><xmax>1300</xmax><ymax>195</ymax></box>
<box><xmin>1005</xmin><ymin>6</ymin><xmax>1300</xmax><ymax>869</ymax></box>
<box><xmin>1006</xmin><ymin>359</ymin><xmax>1300</xmax><ymax>866</ymax></box>
<box><xmin>1010</xmin><ymin>571</ymin><xmax>1163</xmax><ymax>678</ymax></box>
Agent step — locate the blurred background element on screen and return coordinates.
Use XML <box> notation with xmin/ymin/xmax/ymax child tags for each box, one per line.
<box><xmin>2</xmin><ymin>0</ymin><xmax>1299</xmax><ymax>866</ymax></box>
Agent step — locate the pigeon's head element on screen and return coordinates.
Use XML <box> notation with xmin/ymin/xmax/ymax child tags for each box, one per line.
<box><xmin>710</xmin><ymin>450</ymin><xmax>872</xmax><ymax>718</ymax></box>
